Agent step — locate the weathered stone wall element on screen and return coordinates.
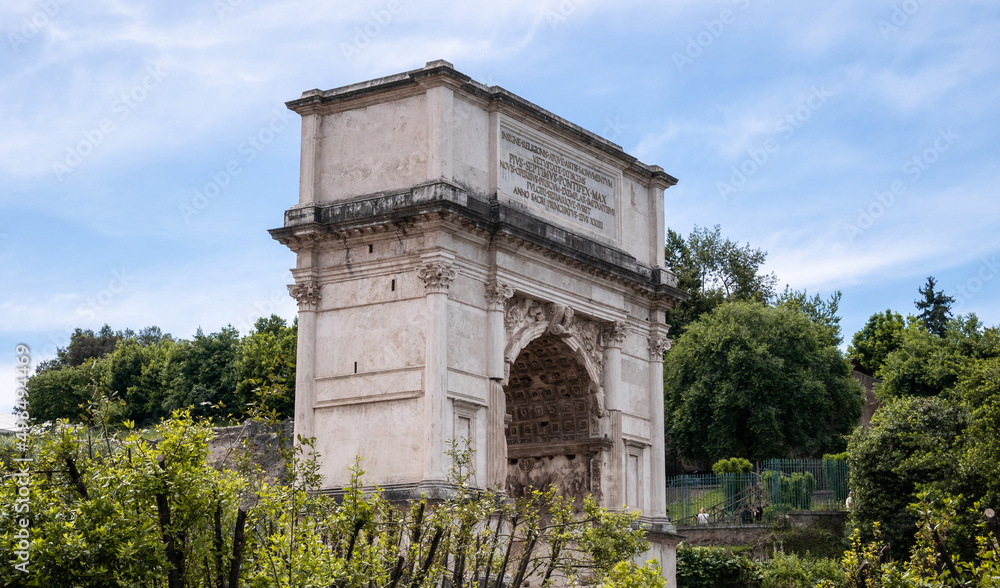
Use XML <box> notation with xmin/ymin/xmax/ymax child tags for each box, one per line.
<box><xmin>207</xmin><ymin>419</ymin><xmax>293</xmax><ymax>483</ymax></box>
<box><xmin>676</xmin><ymin>524</ymin><xmax>773</xmax><ymax>547</ymax></box>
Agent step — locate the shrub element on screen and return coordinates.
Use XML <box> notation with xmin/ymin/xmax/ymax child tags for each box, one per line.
<box><xmin>676</xmin><ymin>545</ymin><xmax>762</xmax><ymax>588</ymax></box>
<box><xmin>763</xmin><ymin>470</ymin><xmax>816</xmax><ymax>511</ymax></box>
<box><xmin>760</xmin><ymin>553</ymin><xmax>847</xmax><ymax>588</ymax></box>
<box><xmin>755</xmin><ymin>526</ymin><xmax>849</xmax><ymax>561</ymax></box>
<box><xmin>713</xmin><ymin>457</ymin><xmax>753</xmax><ymax>474</ymax></box>
<box><xmin>0</xmin><ymin>414</ymin><xmax>657</xmax><ymax>587</ymax></box>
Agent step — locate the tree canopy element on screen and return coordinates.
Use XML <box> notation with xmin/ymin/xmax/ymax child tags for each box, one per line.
<box><xmin>915</xmin><ymin>275</ymin><xmax>955</xmax><ymax>337</ymax></box>
<box><xmin>25</xmin><ymin>316</ymin><xmax>298</xmax><ymax>426</ymax></box>
<box><xmin>664</xmin><ymin>301</ymin><xmax>864</xmax><ymax>465</ymax></box>
<box><xmin>847</xmin><ymin>307</ymin><xmax>1000</xmax><ymax>561</ymax></box>
<box><xmin>877</xmin><ymin>314</ymin><xmax>999</xmax><ymax>399</ymax></box>
<box><xmin>847</xmin><ymin>309</ymin><xmax>906</xmax><ymax>375</ymax></box>
<box><xmin>664</xmin><ymin>225</ymin><xmax>778</xmax><ymax>336</ymax></box>
<box><xmin>846</xmin><ymin>395</ymin><xmax>968</xmax><ymax>559</ymax></box>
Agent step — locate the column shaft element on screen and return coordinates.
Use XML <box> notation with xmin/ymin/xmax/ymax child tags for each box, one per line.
<box><xmin>424</xmin><ymin>290</ymin><xmax>449</xmax><ymax>483</ymax></box>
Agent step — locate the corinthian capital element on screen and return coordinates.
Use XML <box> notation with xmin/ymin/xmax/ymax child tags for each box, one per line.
<box><xmin>485</xmin><ymin>280</ymin><xmax>514</xmax><ymax>311</ymax></box>
<box><xmin>417</xmin><ymin>261</ymin><xmax>457</xmax><ymax>294</ymax></box>
<box><xmin>288</xmin><ymin>281</ymin><xmax>322</xmax><ymax>310</ymax></box>
<box><xmin>648</xmin><ymin>336</ymin><xmax>672</xmax><ymax>358</ymax></box>
<box><xmin>602</xmin><ymin>321</ymin><xmax>629</xmax><ymax>348</ymax></box>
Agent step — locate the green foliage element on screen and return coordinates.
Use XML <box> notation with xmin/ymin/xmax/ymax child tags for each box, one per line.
<box><xmin>0</xmin><ymin>412</ymin><xmax>240</xmax><ymax>587</ymax></box>
<box><xmin>0</xmin><ymin>415</ymin><xmax>656</xmax><ymax>587</ymax></box>
<box><xmin>846</xmin><ymin>396</ymin><xmax>967</xmax><ymax>559</ymax></box>
<box><xmin>875</xmin><ymin>314</ymin><xmax>1000</xmax><ymax>401</ymax></box>
<box><xmin>760</xmin><ymin>552</ymin><xmax>847</xmax><ymax>588</ymax></box>
<box><xmin>665</xmin><ymin>301</ymin><xmax>864</xmax><ymax>463</ymax></box>
<box><xmin>107</xmin><ymin>336</ymin><xmax>177</xmax><ymax>425</ymax></box>
<box><xmin>598</xmin><ymin>560</ymin><xmax>666</xmax><ymax>588</ymax></box>
<box><xmin>762</xmin><ymin>471</ymin><xmax>816</xmax><ymax>511</ymax></box>
<box><xmin>24</xmin><ymin>360</ymin><xmax>103</xmax><ymax>422</ymax></box>
<box><xmin>234</xmin><ymin>316</ymin><xmax>297</xmax><ymax>418</ymax></box>
<box><xmin>957</xmin><ymin>355</ymin><xmax>1000</xmax><ymax>509</ymax></box>
<box><xmin>915</xmin><ymin>276</ymin><xmax>955</xmax><ymax>337</ymax></box>
<box><xmin>775</xmin><ymin>286</ymin><xmax>844</xmax><ymax>347</ymax></box>
<box><xmin>26</xmin><ymin>315</ymin><xmax>299</xmax><ymax>426</ymax></box>
<box><xmin>162</xmin><ymin>326</ymin><xmax>241</xmax><ymax>421</ymax></box>
<box><xmin>664</xmin><ymin>225</ymin><xmax>778</xmax><ymax>336</ymax></box>
<box><xmin>713</xmin><ymin>457</ymin><xmax>753</xmax><ymax>474</ymax></box>
<box><xmin>841</xmin><ymin>494</ymin><xmax>1000</xmax><ymax>588</ymax></box>
<box><xmin>756</xmin><ymin>526</ymin><xmax>848</xmax><ymax>561</ymax></box>
<box><xmin>848</xmin><ymin>309</ymin><xmax>906</xmax><ymax>375</ymax></box>
<box><xmin>677</xmin><ymin>545</ymin><xmax>763</xmax><ymax>588</ymax></box>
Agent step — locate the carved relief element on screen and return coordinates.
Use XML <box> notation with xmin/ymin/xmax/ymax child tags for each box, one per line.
<box><xmin>504</xmin><ymin>297</ymin><xmax>545</xmax><ymax>334</ymax></box>
<box><xmin>417</xmin><ymin>261</ymin><xmax>457</xmax><ymax>294</ymax></box>
<box><xmin>602</xmin><ymin>321</ymin><xmax>629</xmax><ymax>348</ymax></box>
<box><xmin>648</xmin><ymin>336</ymin><xmax>673</xmax><ymax>358</ymax></box>
<box><xmin>484</xmin><ymin>280</ymin><xmax>514</xmax><ymax>310</ymax></box>
<box><xmin>573</xmin><ymin>320</ymin><xmax>603</xmax><ymax>375</ymax></box>
<box><xmin>545</xmin><ymin>303</ymin><xmax>574</xmax><ymax>337</ymax></box>
<box><xmin>503</xmin><ymin>296</ymin><xmax>603</xmax><ymax>375</ymax></box>
<box><xmin>590</xmin><ymin>381</ymin><xmax>607</xmax><ymax>417</ymax></box>
<box><xmin>287</xmin><ymin>282</ymin><xmax>322</xmax><ymax>310</ymax></box>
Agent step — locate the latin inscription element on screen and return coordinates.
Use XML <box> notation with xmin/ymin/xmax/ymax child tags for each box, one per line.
<box><xmin>498</xmin><ymin>126</ymin><xmax>617</xmax><ymax>238</ymax></box>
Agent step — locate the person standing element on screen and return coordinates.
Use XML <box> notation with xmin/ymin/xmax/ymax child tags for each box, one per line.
<box><xmin>846</xmin><ymin>491</ymin><xmax>855</xmax><ymax>511</ymax></box>
<box><xmin>697</xmin><ymin>508</ymin><xmax>709</xmax><ymax>525</ymax></box>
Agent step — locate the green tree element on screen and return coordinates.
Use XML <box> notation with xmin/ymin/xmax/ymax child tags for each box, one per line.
<box><xmin>35</xmin><ymin>324</ymin><xmax>125</xmax><ymax>374</ymax></box>
<box><xmin>848</xmin><ymin>309</ymin><xmax>906</xmax><ymax>375</ymax></box>
<box><xmin>877</xmin><ymin>314</ymin><xmax>999</xmax><ymax>399</ymax></box>
<box><xmin>105</xmin><ymin>337</ymin><xmax>176</xmax><ymax>426</ymax></box>
<box><xmin>915</xmin><ymin>276</ymin><xmax>955</xmax><ymax>337</ymax></box>
<box><xmin>664</xmin><ymin>225</ymin><xmax>778</xmax><ymax>336</ymax></box>
<box><xmin>955</xmin><ymin>355</ymin><xmax>1000</xmax><ymax>509</ymax></box>
<box><xmin>664</xmin><ymin>301</ymin><xmax>864</xmax><ymax>464</ymax></box>
<box><xmin>234</xmin><ymin>315</ymin><xmax>297</xmax><ymax>418</ymax></box>
<box><xmin>25</xmin><ymin>362</ymin><xmax>104</xmax><ymax>423</ymax></box>
<box><xmin>775</xmin><ymin>286</ymin><xmax>844</xmax><ymax>347</ymax></box>
<box><xmin>163</xmin><ymin>326</ymin><xmax>241</xmax><ymax>420</ymax></box>
<box><xmin>846</xmin><ymin>395</ymin><xmax>967</xmax><ymax>559</ymax></box>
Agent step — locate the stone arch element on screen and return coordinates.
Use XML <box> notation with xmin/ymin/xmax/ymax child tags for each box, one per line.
<box><xmin>503</xmin><ymin>320</ymin><xmax>602</xmax><ymax>389</ymax></box>
<box><xmin>502</xmin><ymin>319</ymin><xmax>610</xmax><ymax>505</ymax></box>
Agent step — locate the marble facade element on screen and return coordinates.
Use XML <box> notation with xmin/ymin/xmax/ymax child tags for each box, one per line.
<box><xmin>270</xmin><ymin>60</ymin><xmax>687</xmax><ymax>579</ymax></box>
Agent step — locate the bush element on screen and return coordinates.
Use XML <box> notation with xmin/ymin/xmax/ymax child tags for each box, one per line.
<box><xmin>760</xmin><ymin>553</ymin><xmax>847</xmax><ymax>588</ymax></box>
<box><xmin>713</xmin><ymin>457</ymin><xmax>753</xmax><ymax>474</ymax></box>
<box><xmin>763</xmin><ymin>470</ymin><xmax>816</xmax><ymax>510</ymax></box>
<box><xmin>676</xmin><ymin>545</ymin><xmax>762</xmax><ymax>588</ymax></box>
<box><xmin>754</xmin><ymin>527</ymin><xmax>848</xmax><ymax>561</ymax></box>
<box><xmin>0</xmin><ymin>414</ymin><xmax>656</xmax><ymax>587</ymax></box>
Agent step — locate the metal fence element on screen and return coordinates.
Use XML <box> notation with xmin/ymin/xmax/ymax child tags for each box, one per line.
<box><xmin>666</xmin><ymin>459</ymin><xmax>850</xmax><ymax>527</ymax></box>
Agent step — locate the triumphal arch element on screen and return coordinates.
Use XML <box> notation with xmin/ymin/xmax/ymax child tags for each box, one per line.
<box><xmin>270</xmin><ymin>60</ymin><xmax>686</xmax><ymax>569</ymax></box>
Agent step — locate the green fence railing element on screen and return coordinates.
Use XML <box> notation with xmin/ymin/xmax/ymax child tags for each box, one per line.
<box><xmin>666</xmin><ymin>459</ymin><xmax>849</xmax><ymax>527</ymax></box>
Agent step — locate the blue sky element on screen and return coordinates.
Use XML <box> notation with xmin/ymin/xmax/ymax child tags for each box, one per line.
<box><xmin>2</xmin><ymin>0</ymin><xmax>999</xmax><ymax>412</ymax></box>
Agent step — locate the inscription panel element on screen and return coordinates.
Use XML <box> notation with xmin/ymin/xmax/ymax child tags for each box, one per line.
<box><xmin>498</xmin><ymin>120</ymin><xmax>619</xmax><ymax>240</ymax></box>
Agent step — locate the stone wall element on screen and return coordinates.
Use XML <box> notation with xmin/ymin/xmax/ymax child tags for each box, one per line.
<box><xmin>675</xmin><ymin>524</ymin><xmax>772</xmax><ymax>547</ymax></box>
<box><xmin>207</xmin><ymin>419</ymin><xmax>293</xmax><ymax>484</ymax></box>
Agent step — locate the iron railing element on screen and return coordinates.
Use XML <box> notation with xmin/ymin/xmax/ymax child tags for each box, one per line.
<box><xmin>666</xmin><ymin>459</ymin><xmax>849</xmax><ymax>527</ymax></box>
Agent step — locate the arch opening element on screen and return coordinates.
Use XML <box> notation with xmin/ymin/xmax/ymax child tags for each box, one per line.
<box><xmin>504</xmin><ymin>334</ymin><xmax>607</xmax><ymax>505</ymax></box>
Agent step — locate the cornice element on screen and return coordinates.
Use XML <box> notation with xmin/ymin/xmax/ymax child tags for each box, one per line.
<box><xmin>269</xmin><ymin>184</ymin><xmax>688</xmax><ymax>306</ymax></box>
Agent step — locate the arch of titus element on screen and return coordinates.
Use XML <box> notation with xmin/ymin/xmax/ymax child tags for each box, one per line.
<box><xmin>271</xmin><ymin>60</ymin><xmax>687</xmax><ymax>567</ymax></box>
